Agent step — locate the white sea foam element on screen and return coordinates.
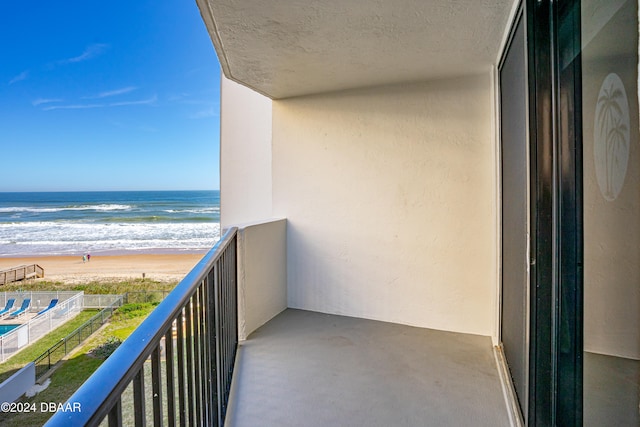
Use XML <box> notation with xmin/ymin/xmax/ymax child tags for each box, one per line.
<box><xmin>0</xmin><ymin>221</ymin><xmax>220</xmax><ymax>256</ymax></box>
<box><xmin>0</xmin><ymin>191</ymin><xmax>220</xmax><ymax>256</ymax></box>
<box><xmin>163</xmin><ymin>207</ymin><xmax>220</xmax><ymax>214</ymax></box>
<box><xmin>0</xmin><ymin>204</ymin><xmax>132</xmax><ymax>213</ymax></box>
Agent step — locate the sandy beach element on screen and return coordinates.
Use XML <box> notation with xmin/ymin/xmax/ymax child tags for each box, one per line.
<box><xmin>0</xmin><ymin>253</ymin><xmax>206</xmax><ymax>284</ymax></box>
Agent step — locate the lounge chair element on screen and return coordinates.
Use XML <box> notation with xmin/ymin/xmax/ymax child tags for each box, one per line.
<box><xmin>0</xmin><ymin>299</ymin><xmax>15</xmax><ymax>317</ymax></box>
<box><xmin>8</xmin><ymin>299</ymin><xmax>31</xmax><ymax>318</ymax></box>
<box><xmin>36</xmin><ymin>299</ymin><xmax>58</xmax><ymax>316</ymax></box>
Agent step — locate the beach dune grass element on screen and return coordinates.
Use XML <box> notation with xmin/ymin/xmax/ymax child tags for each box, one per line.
<box><xmin>0</xmin><ymin>277</ymin><xmax>177</xmax><ymax>295</ymax></box>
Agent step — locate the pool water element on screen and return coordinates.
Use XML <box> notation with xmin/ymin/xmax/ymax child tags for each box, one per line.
<box><xmin>0</xmin><ymin>324</ymin><xmax>20</xmax><ymax>335</ymax></box>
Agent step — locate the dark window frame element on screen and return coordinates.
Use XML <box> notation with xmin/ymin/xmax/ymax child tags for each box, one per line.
<box><xmin>526</xmin><ymin>0</ymin><xmax>583</xmax><ymax>425</ymax></box>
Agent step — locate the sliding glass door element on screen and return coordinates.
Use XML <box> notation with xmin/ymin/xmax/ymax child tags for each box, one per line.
<box><xmin>500</xmin><ymin>9</ymin><xmax>529</xmax><ymax>419</ymax></box>
<box><xmin>501</xmin><ymin>1</ymin><xmax>639</xmax><ymax>424</ymax></box>
<box><xmin>580</xmin><ymin>1</ymin><xmax>640</xmax><ymax>425</ymax></box>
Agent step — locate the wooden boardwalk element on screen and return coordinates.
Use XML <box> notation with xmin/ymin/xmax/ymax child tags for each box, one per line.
<box><xmin>0</xmin><ymin>264</ymin><xmax>44</xmax><ymax>285</ymax></box>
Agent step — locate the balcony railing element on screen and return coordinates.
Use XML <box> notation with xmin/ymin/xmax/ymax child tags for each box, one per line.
<box><xmin>45</xmin><ymin>227</ymin><xmax>238</xmax><ymax>427</ymax></box>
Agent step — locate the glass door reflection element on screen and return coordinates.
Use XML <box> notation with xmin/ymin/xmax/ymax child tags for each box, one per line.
<box><xmin>581</xmin><ymin>0</ymin><xmax>640</xmax><ymax>425</ymax></box>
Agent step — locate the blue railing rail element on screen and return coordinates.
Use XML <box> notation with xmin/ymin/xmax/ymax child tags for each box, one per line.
<box><xmin>45</xmin><ymin>228</ymin><xmax>239</xmax><ymax>427</ymax></box>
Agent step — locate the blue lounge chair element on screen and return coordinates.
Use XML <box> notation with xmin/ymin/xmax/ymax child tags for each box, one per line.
<box><xmin>8</xmin><ymin>299</ymin><xmax>31</xmax><ymax>318</ymax></box>
<box><xmin>36</xmin><ymin>299</ymin><xmax>58</xmax><ymax>316</ymax></box>
<box><xmin>0</xmin><ymin>299</ymin><xmax>15</xmax><ymax>317</ymax></box>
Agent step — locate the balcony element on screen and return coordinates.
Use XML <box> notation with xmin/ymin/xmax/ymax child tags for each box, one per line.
<box><xmin>226</xmin><ymin>308</ymin><xmax>510</xmax><ymax>426</ymax></box>
<box><xmin>44</xmin><ymin>219</ymin><xmax>513</xmax><ymax>426</ymax></box>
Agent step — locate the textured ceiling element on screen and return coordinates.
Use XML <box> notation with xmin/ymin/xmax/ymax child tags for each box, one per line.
<box><xmin>198</xmin><ymin>0</ymin><xmax>517</xmax><ymax>99</ymax></box>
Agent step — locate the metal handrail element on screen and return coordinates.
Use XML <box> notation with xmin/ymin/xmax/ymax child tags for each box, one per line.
<box><xmin>45</xmin><ymin>227</ymin><xmax>238</xmax><ymax>426</ymax></box>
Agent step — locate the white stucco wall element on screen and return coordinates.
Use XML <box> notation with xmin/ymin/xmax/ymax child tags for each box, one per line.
<box><xmin>271</xmin><ymin>75</ymin><xmax>497</xmax><ymax>336</ymax></box>
<box><xmin>237</xmin><ymin>219</ymin><xmax>287</xmax><ymax>340</ymax></box>
<box><xmin>0</xmin><ymin>362</ymin><xmax>34</xmax><ymax>404</ymax></box>
<box><xmin>220</xmin><ymin>76</ymin><xmax>273</xmax><ymax>227</ymax></box>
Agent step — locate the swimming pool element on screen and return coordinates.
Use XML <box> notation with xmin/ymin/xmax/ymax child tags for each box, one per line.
<box><xmin>0</xmin><ymin>324</ymin><xmax>20</xmax><ymax>335</ymax></box>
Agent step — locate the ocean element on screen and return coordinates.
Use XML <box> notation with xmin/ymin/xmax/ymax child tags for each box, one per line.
<box><xmin>0</xmin><ymin>190</ymin><xmax>220</xmax><ymax>257</ymax></box>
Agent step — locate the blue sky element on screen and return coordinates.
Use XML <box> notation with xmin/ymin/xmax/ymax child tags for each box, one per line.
<box><xmin>0</xmin><ymin>1</ymin><xmax>221</xmax><ymax>192</ymax></box>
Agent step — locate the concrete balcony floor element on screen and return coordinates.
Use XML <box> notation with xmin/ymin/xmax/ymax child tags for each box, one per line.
<box><xmin>225</xmin><ymin>309</ymin><xmax>510</xmax><ymax>426</ymax></box>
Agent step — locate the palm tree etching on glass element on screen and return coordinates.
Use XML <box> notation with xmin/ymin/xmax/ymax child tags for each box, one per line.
<box><xmin>594</xmin><ymin>73</ymin><xmax>630</xmax><ymax>201</ymax></box>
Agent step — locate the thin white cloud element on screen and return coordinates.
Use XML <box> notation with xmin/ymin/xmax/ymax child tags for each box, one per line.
<box><xmin>59</xmin><ymin>44</ymin><xmax>109</xmax><ymax>64</ymax></box>
<box><xmin>168</xmin><ymin>93</ymin><xmax>218</xmax><ymax>106</ymax></box>
<box><xmin>9</xmin><ymin>70</ymin><xmax>29</xmax><ymax>85</ymax></box>
<box><xmin>32</xmin><ymin>98</ymin><xmax>63</xmax><ymax>106</ymax></box>
<box><xmin>109</xmin><ymin>95</ymin><xmax>157</xmax><ymax>107</ymax></box>
<box><xmin>42</xmin><ymin>95</ymin><xmax>157</xmax><ymax>111</ymax></box>
<box><xmin>84</xmin><ymin>86</ymin><xmax>137</xmax><ymax>99</ymax></box>
<box><xmin>42</xmin><ymin>103</ymin><xmax>104</xmax><ymax>111</ymax></box>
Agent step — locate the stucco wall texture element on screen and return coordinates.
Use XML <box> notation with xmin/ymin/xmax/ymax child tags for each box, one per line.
<box><xmin>220</xmin><ymin>77</ymin><xmax>273</xmax><ymax>226</ymax></box>
<box><xmin>237</xmin><ymin>219</ymin><xmax>287</xmax><ymax>340</ymax></box>
<box><xmin>271</xmin><ymin>74</ymin><xmax>497</xmax><ymax>336</ymax></box>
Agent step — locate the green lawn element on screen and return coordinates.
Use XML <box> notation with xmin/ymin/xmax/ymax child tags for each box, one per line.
<box><xmin>0</xmin><ymin>354</ymin><xmax>103</xmax><ymax>427</ymax></box>
<box><xmin>0</xmin><ymin>302</ymin><xmax>158</xmax><ymax>426</ymax></box>
<box><xmin>0</xmin><ymin>310</ymin><xmax>98</xmax><ymax>383</ymax></box>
